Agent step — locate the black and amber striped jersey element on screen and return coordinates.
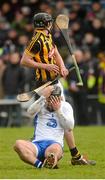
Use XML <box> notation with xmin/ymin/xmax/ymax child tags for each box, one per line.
<box><xmin>25</xmin><ymin>30</ymin><xmax>57</xmax><ymax>82</ymax></box>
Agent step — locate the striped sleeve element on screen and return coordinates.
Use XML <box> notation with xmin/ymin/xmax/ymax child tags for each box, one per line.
<box><xmin>25</xmin><ymin>32</ymin><xmax>41</xmax><ymax>57</ymax></box>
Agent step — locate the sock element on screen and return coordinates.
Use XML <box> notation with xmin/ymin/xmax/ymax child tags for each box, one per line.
<box><xmin>34</xmin><ymin>159</ymin><xmax>43</xmax><ymax>168</ymax></box>
<box><xmin>70</xmin><ymin>147</ymin><xmax>81</xmax><ymax>159</ymax></box>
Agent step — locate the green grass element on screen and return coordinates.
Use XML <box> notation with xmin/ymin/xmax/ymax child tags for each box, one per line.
<box><xmin>0</xmin><ymin>126</ymin><xmax>105</xmax><ymax>179</ymax></box>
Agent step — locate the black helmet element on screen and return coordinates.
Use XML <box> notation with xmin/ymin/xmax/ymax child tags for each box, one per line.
<box><xmin>33</xmin><ymin>12</ymin><xmax>53</xmax><ymax>28</ymax></box>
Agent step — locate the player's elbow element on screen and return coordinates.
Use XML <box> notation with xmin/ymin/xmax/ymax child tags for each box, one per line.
<box><xmin>60</xmin><ymin>117</ymin><xmax>74</xmax><ymax>130</ymax></box>
<box><xmin>20</xmin><ymin>55</ymin><xmax>26</xmax><ymax>66</ymax></box>
<box><xmin>64</xmin><ymin>119</ymin><xmax>74</xmax><ymax>130</ymax></box>
<box><xmin>27</xmin><ymin>103</ymin><xmax>38</xmax><ymax>116</ymax></box>
<box><xmin>27</xmin><ymin>107</ymin><xmax>34</xmax><ymax>116</ymax></box>
<box><xmin>20</xmin><ymin>52</ymin><xmax>29</xmax><ymax>66</ymax></box>
<box><xmin>68</xmin><ymin>119</ymin><xmax>74</xmax><ymax>130</ymax></box>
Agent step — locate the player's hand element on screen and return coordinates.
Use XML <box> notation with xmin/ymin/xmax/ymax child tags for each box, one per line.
<box><xmin>60</xmin><ymin>66</ymin><xmax>69</xmax><ymax>77</ymax></box>
<box><xmin>44</xmin><ymin>64</ymin><xmax>60</xmax><ymax>74</ymax></box>
<box><xmin>50</xmin><ymin>96</ymin><xmax>61</xmax><ymax>111</ymax></box>
<box><xmin>41</xmin><ymin>85</ymin><xmax>54</xmax><ymax>98</ymax></box>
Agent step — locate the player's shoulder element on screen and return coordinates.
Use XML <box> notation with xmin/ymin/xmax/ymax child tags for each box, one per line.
<box><xmin>32</xmin><ymin>31</ymin><xmax>42</xmax><ymax>41</ymax></box>
<box><xmin>61</xmin><ymin>101</ymin><xmax>73</xmax><ymax>111</ymax></box>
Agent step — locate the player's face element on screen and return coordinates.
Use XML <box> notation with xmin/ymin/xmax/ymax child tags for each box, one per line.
<box><xmin>46</xmin><ymin>95</ymin><xmax>61</xmax><ymax>112</ymax></box>
<box><xmin>46</xmin><ymin>96</ymin><xmax>54</xmax><ymax>112</ymax></box>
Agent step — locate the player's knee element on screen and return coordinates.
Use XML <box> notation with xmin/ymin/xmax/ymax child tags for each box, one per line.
<box><xmin>13</xmin><ymin>140</ymin><xmax>23</xmax><ymax>152</ymax></box>
<box><xmin>53</xmin><ymin>144</ymin><xmax>63</xmax><ymax>160</ymax></box>
<box><xmin>51</xmin><ymin>144</ymin><xmax>62</xmax><ymax>154</ymax></box>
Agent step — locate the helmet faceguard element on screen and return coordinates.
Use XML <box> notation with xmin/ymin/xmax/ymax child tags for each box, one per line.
<box><xmin>50</xmin><ymin>85</ymin><xmax>61</xmax><ymax>97</ymax></box>
<box><xmin>46</xmin><ymin>85</ymin><xmax>61</xmax><ymax>112</ymax></box>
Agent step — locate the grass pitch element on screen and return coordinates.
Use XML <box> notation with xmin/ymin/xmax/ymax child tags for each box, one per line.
<box><xmin>0</xmin><ymin>126</ymin><xmax>105</xmax><ymax>179</ymax></box>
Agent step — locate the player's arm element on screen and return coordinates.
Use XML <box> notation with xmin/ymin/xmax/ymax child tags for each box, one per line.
<box><xmin>21</xmin><ymin>41</ymin><xmax>47</xmax><ymax>69</ymax></box>
<box><xmin>51</xmin><ymin>96</ymin><xmax>74</xmax><ymax>129</ymax></box>
<box><xmin>21</xmin><ymin>38</ymin><xmax>59</xmax><ymax>73</ymax></box>
<box><xmin>27</xmin><ymin>96</ymin><xmax>46</xmax><ymax>116</ymax></box>
<box><xmin>27</xmin><ymin>85</ymin><xmax>54</xmax><ymax>116</ymax></box>
<box><xmin>56</xmin><ymin>102</ymin><xmax>74</xmax><ymax>130</ymax></box>
<box><xmin>21</xmin><ymin>52</ymin><xmax>47</xmax><ymax>69</ymax></box>
<box><xmin>21</xmin><ymin>52</ymin><xmax>59</xmax><ymax>74</ymax></box>
<box><xmin>54</xmin><ymin>46</ymin><xmax>69</xmax><ymax>77</ymax></box>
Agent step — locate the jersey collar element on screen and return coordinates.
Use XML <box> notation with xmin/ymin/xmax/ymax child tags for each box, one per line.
<box><xmin>35</xmin><ymin>29</ymin><xmax>50</xmax><ymax>36</ymax></box>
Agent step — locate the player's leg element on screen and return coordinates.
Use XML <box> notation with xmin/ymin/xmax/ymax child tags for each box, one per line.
<box><xmin>64</xmin><ymin>130</ymin><xmax>81</xmax><ymax>159</ymax></box>
<box><xmin>13</xmin><ymin>140</ymin><xmax>43</xmax><ymax>168</ymax></box>
<box><xmin>64</xmin><ymin>130</ymin><xmax>96</xmax><ymax>165</ymax></box>
<box><xmin>43</xmin><ymin>143</ymin><xmax>63</xmax><ymax>168</ymax></box>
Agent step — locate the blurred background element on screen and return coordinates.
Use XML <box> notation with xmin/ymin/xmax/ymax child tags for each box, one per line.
<box><xmin>0</xmin><ymin>0</ymin><xmax>105</xmax><ymax>127</ymax></box>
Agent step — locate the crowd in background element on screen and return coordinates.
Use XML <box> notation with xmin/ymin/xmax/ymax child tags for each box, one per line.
<box><xmin>0</xmin><ymin>0</ymin><xmax>105</xmax><ymax>126</ymax></box>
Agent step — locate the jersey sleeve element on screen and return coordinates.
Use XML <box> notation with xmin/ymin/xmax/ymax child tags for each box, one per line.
<box><xmin>25</xmin><ymin>34</ymin><xmax>41</xmax><ymax>57</ymax></box>
<box><xmin>56</xmin><ymin>101</ymin><xmax>74</xmax><ymax>130</ymax></box>
<box><xmin>27</xmin><ymin>96</ymin><xmax>46</xmax><ymax>116</ymax></box>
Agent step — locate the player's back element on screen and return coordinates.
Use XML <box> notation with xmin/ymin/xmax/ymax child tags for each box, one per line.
<box><xmin>25</xmin><ymin>30</ymin><xmax>57</xmax><ymax>82</ymax></box>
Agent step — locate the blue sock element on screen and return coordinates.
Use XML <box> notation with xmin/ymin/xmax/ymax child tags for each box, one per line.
<box><xmin>34</xmin><ymin>159</ymin><xmax>43</xmax><ymax>168</ymax></box>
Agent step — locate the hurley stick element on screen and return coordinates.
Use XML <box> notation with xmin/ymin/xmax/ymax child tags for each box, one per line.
<box><xmin>17</xmin><ymin>81</ymin><xmax>53</xmax><ymax>102</ymax></box>
<box><xmin>17</xmin><ymin>66</ymin><xmax>75</xmax><ymax>102</ymax></box>
<box><xmin>56</xmin><ymin>14</ymin><xmax>83</xmax><ymax>86</ymax></box>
